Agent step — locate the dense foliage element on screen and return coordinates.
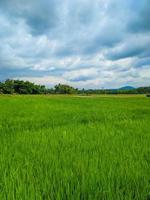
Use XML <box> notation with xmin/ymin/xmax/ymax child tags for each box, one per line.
<box><xmin>55</xmin><ymin>83</ymin><xmax>78</xmax><ymax>94</ymax></box>
<box><xmin>0</xmin><ymin>80</ymin><xmax>77</xmax><ymax>94</ymax></box>
<box><xmin>0</xmin><ymin>79</ymin><xmax>47</xmax><ymax>94</ymax></box>
<box><xmin>0</xmin><ymin>79</ymin><xmax>150</xmax><ymax>94</ymax></box>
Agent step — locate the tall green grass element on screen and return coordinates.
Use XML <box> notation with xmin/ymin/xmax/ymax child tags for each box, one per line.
<box><xmin>0</xmin><ymin>95</ymin><xmax>150</xmax><ymax>199</ymax></box>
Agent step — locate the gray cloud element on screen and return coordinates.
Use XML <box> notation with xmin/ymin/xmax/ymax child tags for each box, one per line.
<box><xmin>0</xmin><ymin>0</ymin><xmax>150</xmax><ymax>88</ymax></box>
<box><xmin>105</xmin><ymin>34</ymin><xmax>150</xmax><ymax>60</ymax></box>
<box><xmin>128</xmin><ymin>0</ymin><xmax>150</xmax><ymax>33</ymax></box>
<box><xmin>0</xmin><ymin>0</ymin><xmax>60</xmax><ymax>35</ymax></box>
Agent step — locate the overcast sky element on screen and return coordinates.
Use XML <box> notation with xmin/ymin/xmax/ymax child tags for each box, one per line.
<box><xmin>0</xmin><ymin>0</ymin><xmax>150</xmax><ymax>89</ymax></box>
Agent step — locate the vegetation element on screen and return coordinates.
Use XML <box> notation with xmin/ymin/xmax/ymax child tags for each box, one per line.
<box><xmin>55</xmin><ymin>83</ymin><xmax>78</xmax><ymax>94</ymax></box>
<box><xmin>0</xmin><ymin>79</ymin><xmax>47</xmax><ymax>94</ymax></box>
<box><xmin>78</xmin><ymin>87</ymin><xmax>150</xmax><ymax>95</ymax></box>
<box><xmin>0</xmin><ymin>79</ymin><xmax>150</xmax><ymax>95</ymax></box>
<box><xmin>0</xmin><ymin>95</ymin><xmax>150</xmax><ymax>199</ymax></box>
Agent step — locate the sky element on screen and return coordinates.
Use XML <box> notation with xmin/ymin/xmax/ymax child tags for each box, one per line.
<box><xmin>0</xmin><ymin>0</ymin><xmax>150</xmax><ymax>89</ymax></box>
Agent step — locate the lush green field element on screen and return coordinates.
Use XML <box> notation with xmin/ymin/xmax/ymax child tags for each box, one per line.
<box><xmin>0</xmin><ymin>95</ymin><xmax>150</xmax><ymax>200</ymax></box>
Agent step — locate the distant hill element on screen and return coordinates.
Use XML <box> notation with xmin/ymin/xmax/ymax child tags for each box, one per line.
<box><xmin>119</xmin><ymin>86</ymin><xmax>135</xmax><ymax>90</ymax></box>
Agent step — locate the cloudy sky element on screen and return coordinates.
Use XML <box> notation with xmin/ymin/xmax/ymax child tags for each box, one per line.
<box><xmin>0</xmin><ymin>0</ymin><xmax>150</xmax><ymax>89</ymax></box>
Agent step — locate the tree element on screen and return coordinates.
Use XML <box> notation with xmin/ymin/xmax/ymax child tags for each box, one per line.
<box><xmin>0</xmin><ymin>82</ymin><xmax>4</xmax><ymax>94</ymax></box>
<box><xmin>3</xmin><ymin>79</ymin><xmax>14</xmax><ymax>94</ymax></box>
<box><xmin>137</xmin><ymin>87</ymin><xmax>150</xmax><ymax>94</ymax></box>
<box><xmin>54</xmin><ymin>84</ymin><xmax>77</xmax><ymax>94</ymax></box>
<box><xmin>0</xmin><ymin>79</ymin><xmax>150</xmax><ymax>95</ymax></box>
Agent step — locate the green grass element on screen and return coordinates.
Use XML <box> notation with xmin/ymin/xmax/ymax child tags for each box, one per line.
<box><xmin>0</xmin><ymin>95</ymin><xmax>150</xmax><ymax>200</ymax></box>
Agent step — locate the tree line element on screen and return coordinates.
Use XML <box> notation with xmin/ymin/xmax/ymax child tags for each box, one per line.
<box><xmin>0</xmin><ymin>79</ymin><xmax>77</xmax><ymax>94</ymax></box>
<box><xmin>78</xmin><ymin>87</ymin><xmax>150</xmax><ymax>95</ymax></box>
<box><xmin>0</xmin><ymin>79</ymin><xmax>150</xmax><ymax>95</ymax></box>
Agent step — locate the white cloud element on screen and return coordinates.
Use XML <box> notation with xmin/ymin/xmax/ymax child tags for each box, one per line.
<box><xmin>0</xmin><ymin>0</ymin><xmax>150</xmax><ymax>88</ymax></box>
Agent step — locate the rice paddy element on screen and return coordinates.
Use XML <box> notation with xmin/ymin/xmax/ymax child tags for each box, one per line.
<box><xmin>0</xmin><ymin>95</ymin><xmax>150</xmax><ymax>200</ymax></box>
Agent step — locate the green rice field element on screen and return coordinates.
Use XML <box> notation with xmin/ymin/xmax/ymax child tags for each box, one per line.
<box><xmin>0</xmin><ymin>95</ymin><xmax>150</xmax><ymax>200</ymax></box>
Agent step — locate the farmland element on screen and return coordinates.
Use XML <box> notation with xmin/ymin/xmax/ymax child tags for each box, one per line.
<box><xmin>0</xmin><ymin>95</ymin><xmax>150</xmax><ymax>200</ymax></box>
